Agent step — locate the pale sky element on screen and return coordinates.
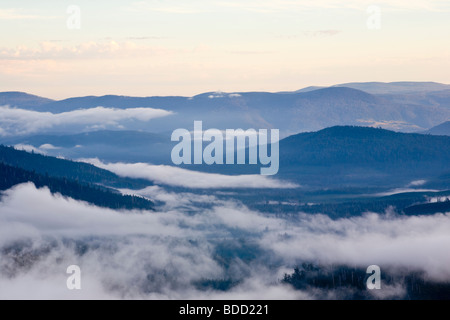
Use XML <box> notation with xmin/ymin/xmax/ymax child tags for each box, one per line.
<box><xmin>1</xmin><ymin>0</ymin><xmax>449</xmax><ymax>99</ymax></box>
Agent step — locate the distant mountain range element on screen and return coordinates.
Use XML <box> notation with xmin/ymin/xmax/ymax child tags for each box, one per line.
<box><xmin>1</xmin><ymin>82</ymin><xmax>449</xmax><ymax>190</ymax></box>
<box><xmin>1</xmin><ymin>82</ymin><xmax>449</xmax><ymax>136</ymax></box>
<box><xmin>332</xmin><ymin>81</ymin><xmax>450</xmax><ymax>94</ymax></box>
<box><xmin>289</xmin><ymin>81</ymin><xmax>450</xmax><ymax>94</ymax></box>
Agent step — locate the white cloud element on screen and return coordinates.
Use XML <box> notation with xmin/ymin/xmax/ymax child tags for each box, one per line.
<box><xmin>209</xmin><ymin>204</ymin><xmax>284</xmax><ymax>231</ymax></box>
<box><xmin>357</xmin><ymin>119</ymin><xmax>423</xmax><ymax>131</ymax></box>
<box><xmin>83</xmin><ymin>158</ymin><xmax>298</xmax><ymax>189</ymax></box>
<box><xmin>0</xmin><ymin>183</ymin><xmax>294</xmax><ymax>299</ymax></box>
<box><xmin>208</xmin><ymin>91</ymin><xmax>226</xmax><ymax>99</ymax></box>
<box><xmin>39</xmin><ymin>144</ymin><xmax>60</xmax><ymax>150</ymax></box>
<box><xmin>261</xmin><ymin>211</ymin><xmax>450</xmax><ymax>281</ymax></box>
<box><xmin>207</xmin><ymin>92</ymin><xmax>242</xmax><ymax>99</ymax></box>
<box><xmin>428</xmin><ymin>195</ymin><xmax>450</xmax><ymax>203</ymax></box>
<box><xmin>407</xmin><ymin>180</ymin><xmax>427</xmax><ymax>187</ymax></box>
<box><xmin>13</xmin><ymin>144</ymin><xmax>46</xmax><ymax>154</ymax></box>
<box><xmin>0</xmin><ymin>182</ymin><xmax>449</xmax><ymax>299</ymax></box>
<box><xmin>0</xmin><ymin>106</ymin><xmax>172</xmax><ymax>136</ymax></box>
<box><xmin>0</xmin><ymin>183</ymin><xmax>187</xmax><ymax>241</ymax></box>
<box><xmin>120</xmin><ymin>185</ymin><xmax>225</xmax><ymax>211</ymax></box>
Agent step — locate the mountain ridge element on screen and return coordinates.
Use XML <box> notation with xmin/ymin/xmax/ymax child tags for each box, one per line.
<box><xmin>0</xmin><ymin>91</ymin><xmax>54</xmax><ymax>109</ymax></box>
<box><xmin>421</xmin><ymin>121</ymin><xmax>450</xmax><ymax>136</ymax></box>
<box><xmin>2</xmin><ymin>82</ymin><xmax>450</xmax><ymax>134</ymax></box>
<box><xmin>4</xmin><ymin>81</ymin><xmax>449</xmax><ymax>104</ymax></box>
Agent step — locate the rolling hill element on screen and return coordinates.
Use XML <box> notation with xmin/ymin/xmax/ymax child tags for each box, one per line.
<box><xmin>280</xmin><ymin>126</ymin><xmax>450</xmax><ymax>166</ymax></box>
<box><xmin>277</xmin><ymin>126</ymin><xmax>450</xmax><ymax>187</ymax></box>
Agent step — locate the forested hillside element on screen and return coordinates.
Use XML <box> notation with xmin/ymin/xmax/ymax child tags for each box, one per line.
<box><xmin>0</xmin><ymin>145</ymin><xmax>150</xmax><ymax>189</ymax></box>
<box><xmin>280</xmin><ymin>126</ymin><xmax>450</xmax><ymax>166</ymax></box>
<box><xmin>0</xmin><ymin>162</ymin><xmax>154</xmax><ymax>210</ymax></box>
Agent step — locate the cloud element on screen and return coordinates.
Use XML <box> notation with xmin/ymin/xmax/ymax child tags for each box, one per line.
<box><xmin>83</xmin><ymin>158</ymin><xmax>298</xmax><ymax>189</ymax></box>
<box><xmin>373</xmin><ymin>188</ymin><xmax>439</xmax><ymax>197</ymax></box>
<box><xmin>428</xmin><ymin>195</ymin><xmax>450</xmax><ymax>203</ymax></box>
<box><xmin>0</xmin><ymin>106</ymin><xmax>172</xmax><ymax>136</ymax></box>
<box><xmin>0</xmin><ymin>182</ymin><xmax>449</xmax><ymax>299</ymax></box>
<box><xmin>208</xmin><ymin>92</ymin><xmax>226</xmax><ymax>99</ymax></box>
<box><xmin>261</xmin><ymin>211</ymin><xmax>450</xmax><ymax>282</ymax></box>
<box><xmin>206</xmin><ymin>91</ymin><xmax>244</xmax><ymax>98</ymax></box>
<box><xmin>39</xmin><ymin>144</ymin><xmax>60</xmax><ymax>150</ymax></box>
<box><xmin>0</xmin><ymin>9</ymin><xmax>57</xmax><ymax>20</ymax></box>
<box><xmin>357</xmin><ymin>119</ymin><xmax>423</xmax><ymax>131</ymax></box>
<box><xmin>120</xmin><ymin>185</ymin><xmax>226</xmax><ymax>211</ymax></box>
<box><xmin>13</xmin><ymin>144</ymin><xmax>46</xmax><ymax>155</ymax></box>
<box><xmin>0</xmin><ymin>41</ymin><xmax>176</xmax><ymax>60</ymax></box>
<box><xmin>0</xmin><ymin>183</ymin><xmax>186</xmax><ymax>241</ymax></box>
<box><xmin>13</xmin><ymin>144</ymin><xmax>61</xmax><ymax>156</ymax></box>
<box><xmin>207</xmin><ymin>92</ymin><xmax>245</xmax><ymax>98</ymax></box>
<box><xmin>407</xmin><ymin>180</ymin><xmax>427</xmax><ymax>187</ymax></box>
<box><xmin>0</xmin><ymin>183</ymin><xmax>295</xmax><ymax>299</ymax></box>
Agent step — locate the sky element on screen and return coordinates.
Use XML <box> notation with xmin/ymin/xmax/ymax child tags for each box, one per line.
<box><xmin>0</xmin><ymin>0</ymin><xmax>449</xmax><ymax>99</ymax></box>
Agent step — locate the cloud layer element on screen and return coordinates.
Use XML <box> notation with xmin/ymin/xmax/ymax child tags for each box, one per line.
<box><xmin>0</xmin><ymin>106</ymin><xmax>172</xmax><ymax>136</ymax></box>
<box><xmin>83</xmin><ymin>158</ymin><xmax>298</xmax><ymax>189</ymax></box>
<box><xmin>0</xmin><ymin>41</ymin><xmax>175</xmax><ymax>60</ymax></box>
<box><xmin>0</xmin><ymin>182</ymin><xmax>449</xmax><ymax>299</ymax></box>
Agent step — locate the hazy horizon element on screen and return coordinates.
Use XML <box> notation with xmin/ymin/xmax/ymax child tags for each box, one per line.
<box><xmin>1</xmin><ymin>0</ymin><xmax>450</xmax><ymax>99</ymax></box>
<box><xmin>3</xmin><ymin>80</ymin><xmax>450</xmax><ymax>101</ymax></box>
